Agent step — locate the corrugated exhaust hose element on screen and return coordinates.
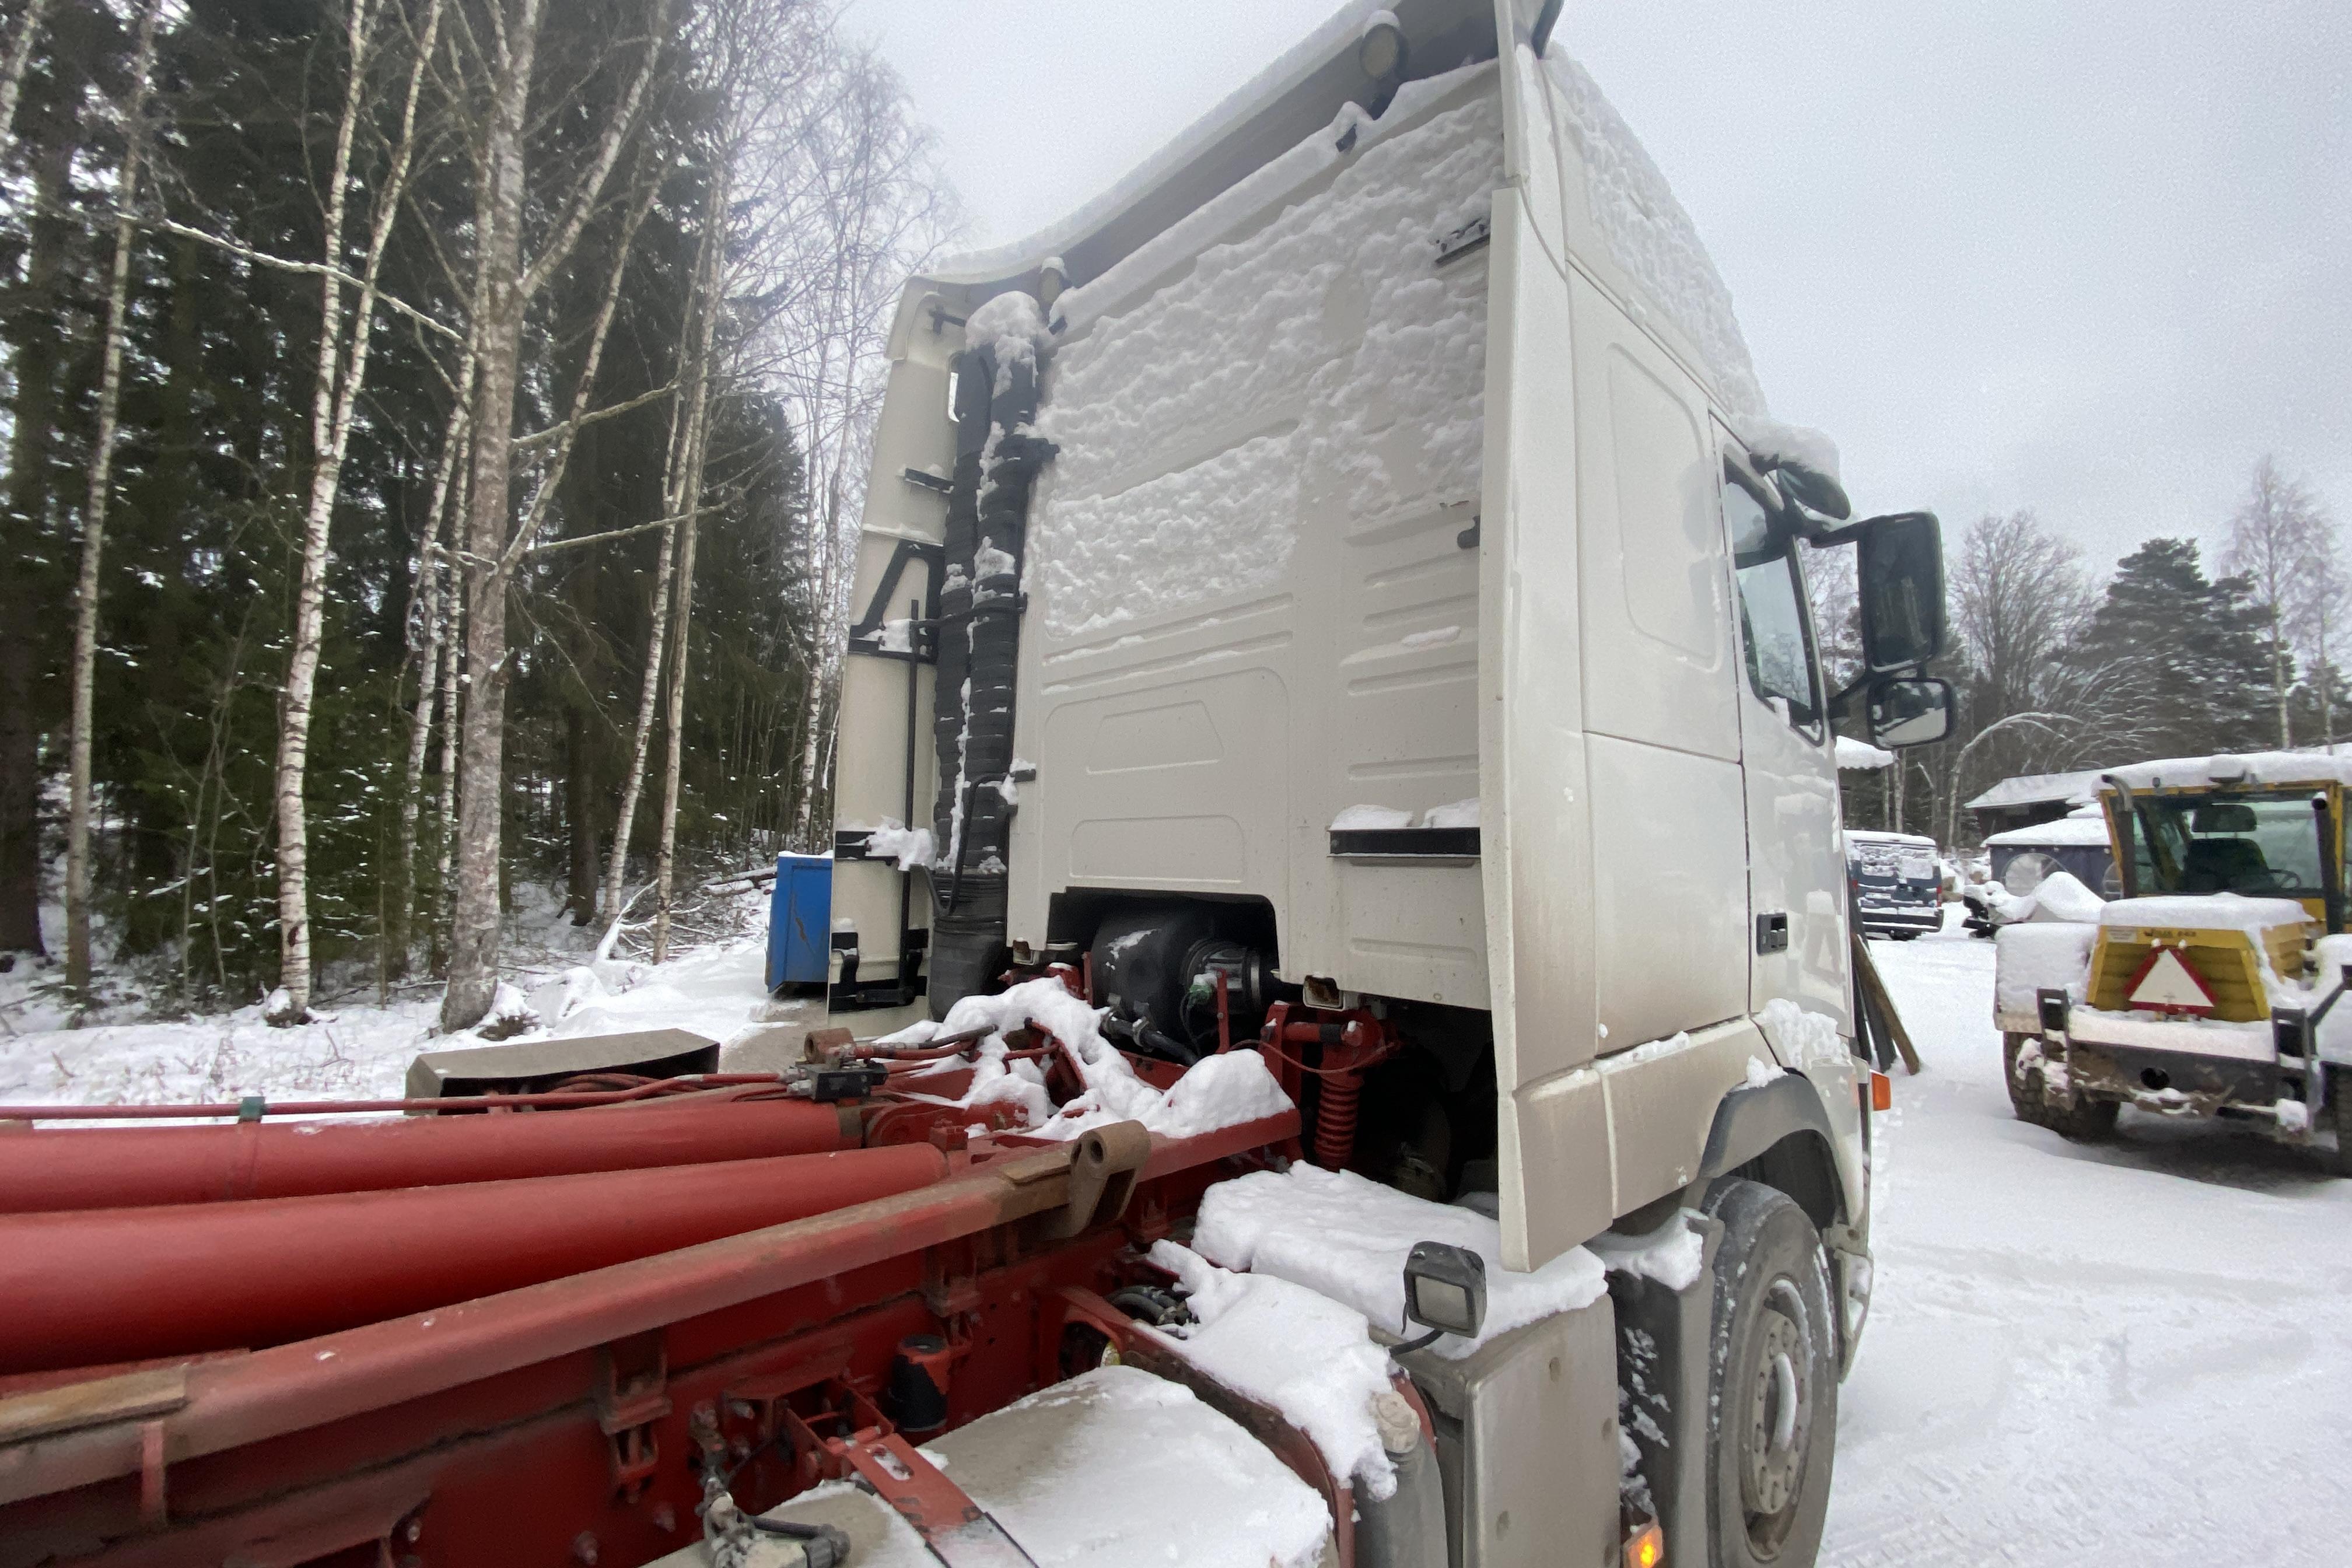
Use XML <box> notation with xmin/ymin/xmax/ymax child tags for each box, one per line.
<box><xmin>929</xmin><ymin>302</ymin><xmax>1054</xmax><ymax>1018</ymax></box>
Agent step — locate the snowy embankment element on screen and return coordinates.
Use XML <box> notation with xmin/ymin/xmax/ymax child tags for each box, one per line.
<box><xmin>1823</xmin><ymin>922</ymin><xmax>2352</xmax><ymax>1567</ymax></box>
<box><xmin>0</xmin><ymin>935</ymin><xmax>783</xmax><ymax>1116</ymax></box>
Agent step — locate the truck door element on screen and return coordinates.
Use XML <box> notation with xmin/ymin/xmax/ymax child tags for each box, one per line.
<box><xmin>1717</xmin><ymin>449</ymin><xmax>1853</xmax><ymax>1035</ymax></box>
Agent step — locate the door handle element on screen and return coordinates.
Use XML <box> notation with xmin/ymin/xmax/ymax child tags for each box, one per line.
<box><xmin>1756</xmin><ymin>913</ymin><xmax>1790</xmax><ymax>954</ymax></box>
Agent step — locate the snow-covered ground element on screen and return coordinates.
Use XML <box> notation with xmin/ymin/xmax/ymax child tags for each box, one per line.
<box><xmin>0</xmin><ymin>932</ymin><xmax>791</xmax><ymax>1116</ymax></box>
<box><xmin>1824</xmin><ymin>916</ymin><xmax>2352</xmax><ymax>1567</ymax></box>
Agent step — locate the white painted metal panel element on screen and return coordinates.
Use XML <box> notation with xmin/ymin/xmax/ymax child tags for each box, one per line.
<box><xmin>827</xmin><ymin>300</ymin><xmax>958</xmax><ymax>1001</ymax></box>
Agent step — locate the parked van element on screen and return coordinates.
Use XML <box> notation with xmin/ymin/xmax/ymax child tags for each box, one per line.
<box><xmin>1846</xmin><ymin>828</ymin><xmax>1943</xmax><ymax>939</ymax></box>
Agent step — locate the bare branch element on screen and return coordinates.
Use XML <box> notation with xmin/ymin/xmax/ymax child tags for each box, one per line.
<box><xmin>146</xmin><ymin>215</ymin><xmax>464</xmax><ymax>342</ymax></box>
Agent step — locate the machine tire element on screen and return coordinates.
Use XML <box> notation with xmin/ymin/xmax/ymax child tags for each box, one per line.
<box><xmin>2329</xmin><ymin>1082</ymin><xmax>2352</xmax><ymax>1178</ymax></box>
<box><xmin>2002</xmin><ymin>1034</ymin><xmax>2119</xmax><ymax>1142</ymax></box>
<box><xmin>1701</xmin><ymin>1179</ymin><xmax>1837</xmax><ymax>1568</ymax></box>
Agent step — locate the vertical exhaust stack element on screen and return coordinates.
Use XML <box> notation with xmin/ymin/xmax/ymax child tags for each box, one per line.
<box><xmin>930</xmin><ymin>290</ymin><xmax>1055</xmax><ymax>1018</ymax></box>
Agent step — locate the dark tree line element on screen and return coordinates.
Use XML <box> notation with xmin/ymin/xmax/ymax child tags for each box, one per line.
<box><xmin>0</xmin><ymin>0</ymin><xmax>949</xmax><ymax>1017</ymax></box>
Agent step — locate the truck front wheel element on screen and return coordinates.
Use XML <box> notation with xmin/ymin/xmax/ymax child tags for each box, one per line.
<box><xmin>1702</xmin><ymin>1179</ymin><xmax>1837</xmax><ymax>1568</ymax></box>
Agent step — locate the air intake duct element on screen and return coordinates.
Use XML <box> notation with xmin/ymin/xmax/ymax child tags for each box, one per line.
<box><xmin>929</xmin><ymin>296</ymin><xmax>1054</xmax><ymax>1018</ymax></box>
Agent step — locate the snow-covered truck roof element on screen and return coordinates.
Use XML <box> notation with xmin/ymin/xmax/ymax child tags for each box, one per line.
<box><xmin>895</xmin><ymin>0</ymin><xmax>1778</xmax><ymax>433</ymax></box>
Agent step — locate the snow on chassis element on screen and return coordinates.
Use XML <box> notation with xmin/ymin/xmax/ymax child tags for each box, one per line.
<box><xmin>0</xmin><ymin>3</ymin><xmax>1947</xmax><ymax>1566</ymax></box>
<box><xmin>1996</xmin><ymin>752</ymin><xmax>2352</xmax><ymax>1170</ymax></box>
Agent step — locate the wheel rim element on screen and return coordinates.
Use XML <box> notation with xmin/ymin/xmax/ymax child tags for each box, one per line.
<box><xmin>1739</xmin><ymin>1279</ymin><xmax>1812</xmax><ymax>1555</ymax></box>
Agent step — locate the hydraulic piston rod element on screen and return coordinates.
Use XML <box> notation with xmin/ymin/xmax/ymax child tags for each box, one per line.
<box><xmin>0</xmin><ymin>1096</ymin><xmax>862</xmax><ymax>1214</ymax></box>
<box><xmin>0</xmin><ymin>1143</ymin><xmax>948</xmax><ymax>1375</ymax></box>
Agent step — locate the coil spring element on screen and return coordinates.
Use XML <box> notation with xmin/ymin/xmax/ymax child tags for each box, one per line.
<box><xmin>1312</xmin><ymin>1070</ymin><xmax>1363</xmax><ymax>1171</ymax></box>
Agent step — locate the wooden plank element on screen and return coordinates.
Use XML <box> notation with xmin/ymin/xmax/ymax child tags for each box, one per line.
<box><xmin>1852</xmin><ymin>931</ymin><xmax>1924</xmax><ymax>1074</ymax></box>
<box><xmin>0</xmin><ymin>1365</ymin><xmax>190</xmax><ymax>1446</ymax></box>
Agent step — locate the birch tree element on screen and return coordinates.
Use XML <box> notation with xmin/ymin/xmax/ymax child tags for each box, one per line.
<box><xmin>62</xmin><ymin>0</ymin><xmax>162</xmax><ymax>999</ymax></box>
<box><xmin>270</xmin><ymin>0</ymin><xmax>449</xmax><ymax>1021</ymax></box>
<box><xmin>0</xmin><ymin>0</ymin><xmax>51</xmax><ymax>148</ymax></box>
<box><xmin>440</xmin><ymin>0</ymin><xmax>670</xmax><ymax>1029</ymax></box>
<box><xmin>2223</xmin><ymin>455</ymin><xmax>2333</xmax><ymax>751</ymax></box>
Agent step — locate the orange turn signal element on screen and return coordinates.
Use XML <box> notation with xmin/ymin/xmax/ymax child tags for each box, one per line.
<box><xmin>1624</xmin><ymin>1520</ymin><xmax>1665</xmax><ymax>1568</ymax></box>
<box><xmin>1869</xmin><ymin>1070</ymin><xmax>1892</xmax><ymax>1112</ymax></box>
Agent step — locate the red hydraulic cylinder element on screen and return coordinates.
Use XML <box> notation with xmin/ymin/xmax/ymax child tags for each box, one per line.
<box><xmin>0</xmin><ymin>1097</ymin><xmax>862</xmax><ymax>1214</ymax></box>
<box><xmin>0</xmin><ymin>1143</ymin><xmax>948</xmax><ymax>1376</ymax></box>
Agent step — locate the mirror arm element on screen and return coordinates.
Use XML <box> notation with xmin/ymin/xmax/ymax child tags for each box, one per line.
<box><xmin>1828</xmin><ymin>669</ymin><xmax>1876</xmax><ymax>720</ymax></box>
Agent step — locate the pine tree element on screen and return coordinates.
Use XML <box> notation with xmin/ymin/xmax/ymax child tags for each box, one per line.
<box><xmin>2066</xmin><ymin>538</ymin><xmax>2275</xmax><ymax>760</ymax></box>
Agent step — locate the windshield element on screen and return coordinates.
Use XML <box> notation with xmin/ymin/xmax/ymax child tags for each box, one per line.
<box><xmin>1849</xmin><ymin>839</ymin><xmax>1936</xmax><ymax>886</ymax></box>
<box><xmin>2130</xmin><ymin>793</ymin><xmax>2326</xmax><ymax>897</ymax></box>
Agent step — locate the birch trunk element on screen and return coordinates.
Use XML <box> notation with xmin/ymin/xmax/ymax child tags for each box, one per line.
<box><xmin>650</xmin><ymin>512</ymin><xmax>701</xmax><ymax>962</ymax></box>
<box><xmin>600</xmin><ymin>517</ymin><xmax>677</xmax><ymax>922</ymax></box>
<box><xmin>273</xmin><ymin>0</ymin><xmax>444</xmax><ymax>1019</ymax></box>
<box><xmin>62</xmin><ymin>0</ymin><xmax>161</xmax><ymax>999</ymax></box>
<box><xmin>441</xmin><ymin>2</ymin><xmax>667</xmax><ymax>1028</ymax></box>
<box><xmin>388</xmin><ymin>396</ymin><xmax>468</xmax><ymax>978</ymax></box>
<box><xmin>604</xmin><ymin>157</ymin><xmax>726</xmax><ymax>930</ymax></box>
<box><xmin>440</xmin><ymin>0</ymin><xmax>542</xmax><ymax>1032</ymax></box>
<box><xmin>432</xmin><ymin>565</ymin><xmax>462</xmax><ymax>970</ymax></box>
<box><xmin>0</xmin><ymin>0</ymin><xmax>51</xmax><ymax>147</ymax></box>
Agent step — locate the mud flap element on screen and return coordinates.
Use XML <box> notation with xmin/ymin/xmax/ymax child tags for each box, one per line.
<box><xmin>1605</xmin><ymin>1210</ymin><xmax>1724</xmax><ymax>1568</ymax></box>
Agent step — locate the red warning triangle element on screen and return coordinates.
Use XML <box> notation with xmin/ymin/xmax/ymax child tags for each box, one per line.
<box><xmin>2125</xmin><ymin>946</ymin><xmax>2217</xmax><ymax>1016</ymax></box>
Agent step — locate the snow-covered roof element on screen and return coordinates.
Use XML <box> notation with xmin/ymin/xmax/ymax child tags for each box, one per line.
<box><xmin>2098</xmin><ymin>752</ymin><xmax>2352</xmax><ymax>792</ymax></box>
<box><xmin>1835</xmin><ymin>736</ymin><xmax>1894</xmax><ymax>771</ymax></box>
<box><xmin>1965</xmin><ymin>768</ymin><xmax>2109</xmax><ymax>812</ymax></box>
<box><xmin>1983</xmin><ymin>814</ymin><xmax>2112</xmax><ymax>849</ymax></box>
<box><xmin>1846</xmin><ymin>828</ymin><xmax>1936</xmax><ymax>847</ymax></box>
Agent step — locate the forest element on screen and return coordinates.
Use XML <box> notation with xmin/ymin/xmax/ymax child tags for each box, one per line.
<box><xmin>0</xmin><ymin>0</ymin><xmax>950</xmax><ymax>1027</ymax></box>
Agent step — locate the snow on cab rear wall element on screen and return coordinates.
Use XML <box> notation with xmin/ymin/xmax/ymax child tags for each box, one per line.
<box><xmin>1542</xmin><ymin>51</ymin><xmax>1767</xmax><ymax>424</ymax></box>
<box><xmin>1030</xmin><ymin>86</ymin><xmax>1501</xmax><ymax>642</ymax></box>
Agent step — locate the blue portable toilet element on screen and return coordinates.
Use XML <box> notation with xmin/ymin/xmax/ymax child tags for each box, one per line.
<box><xmin>766</xmin><ymin>852</ymin><xmax>834</xmax><ymax>993</ymax></box>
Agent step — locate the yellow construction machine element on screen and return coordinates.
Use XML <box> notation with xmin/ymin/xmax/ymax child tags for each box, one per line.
<box><xmin>1994</xmin><ymin>752</ymin><xmax>2352</xmax><ymax>1171</ymax></box>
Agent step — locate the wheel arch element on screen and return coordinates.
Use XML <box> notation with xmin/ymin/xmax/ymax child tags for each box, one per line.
<box><xmin>1696</xmin><ymin>1076</ymin><xmax>1848</xmax><ymax>1234</ymax></box>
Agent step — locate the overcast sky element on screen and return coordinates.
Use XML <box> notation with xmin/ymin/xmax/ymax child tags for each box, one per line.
<box><xmin>849</xmin><ymin>0</ymin><xmax>2352</xmax><ymax>580</ymax></box>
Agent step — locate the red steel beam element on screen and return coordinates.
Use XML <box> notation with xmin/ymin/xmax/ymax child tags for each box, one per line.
<box><xmin>0</xmin><ymin>1144</ymin><xmax>949</xmax><ymax>1376</ymax></box>
<box><xmin>0</xmin><ymin>1112</ymin><xmax>1297</xmax><ymax>1513</ymax></box>
<box><xmin>0</xmin><ymin>1097</ymin><xmax>863</xmax><ymax>1213</ymax></box>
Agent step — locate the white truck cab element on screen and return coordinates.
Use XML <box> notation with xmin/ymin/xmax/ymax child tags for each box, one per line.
<box><xmin>823</xmin><ymin>3</ymin><xmax>1950</xmax><ymax>1562</ymax></box>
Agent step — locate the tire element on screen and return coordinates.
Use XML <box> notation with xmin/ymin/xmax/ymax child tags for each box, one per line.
<box><xmin>2329</xmin><ymin>1082</ymin><xmax>2352</xmax><ymax>1179</ymax></box>
<box><xmin>1701</xmin><ymin>1180</ymin><xmax>1838</xmax><ymax>1568</ymax></box>
<box><xmin>2001</xmin><ymin>1034</ymin><xmax>2119</xmax><ymax>1142</ymax></box>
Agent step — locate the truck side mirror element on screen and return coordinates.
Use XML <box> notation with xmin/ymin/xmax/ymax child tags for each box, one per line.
<box><xmin>1867</xmin><ymin>676</ymin><xmax>1953</xmax><ymax>748</ymax></box>
<box><xmin>1855</xmin><ymin>512</ymin><xmax>1945</xmax><ymax>671</ymax></box>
